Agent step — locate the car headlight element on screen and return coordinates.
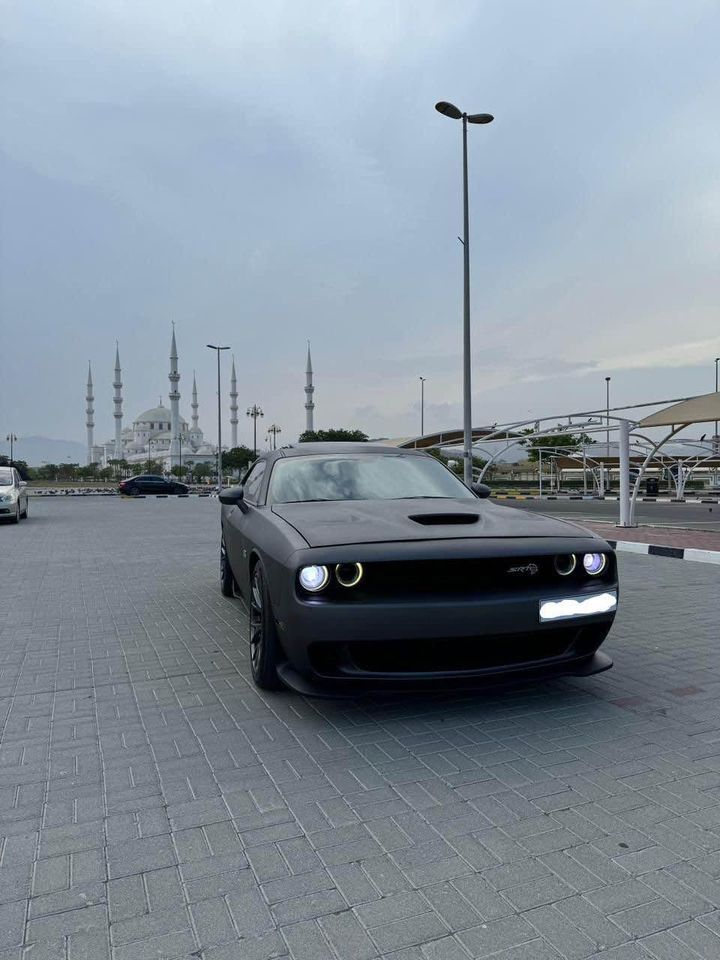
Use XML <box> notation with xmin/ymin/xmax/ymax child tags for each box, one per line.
<box><xmin>299</xmin><ymin>565</ymin><xmax>329</xmax><ymax>593</ymax></box>
<box><xmin>554</xmin><ymin>554</ymin><xmax>577</xmax><ymax>577</ymax></box>
<box><xmin>0</xmin><ymin>494</ymin><xmax>15</xmax><ymax>503</ymax></box>
<box><xmin>335</xmin><ymin>562</ymin><xmax>363</xmax><ymax>588</ymax></box>
<box><xmin>583</xmin><ymin>553</ymin><xmax>607</xmax><ymax>576</ymax></box>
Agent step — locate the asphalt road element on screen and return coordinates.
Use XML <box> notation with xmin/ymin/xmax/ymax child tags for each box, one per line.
<box><xmin>503</xmin><ymin>497</ymin><xmax>720</xmax><ymax>532</ymax></box>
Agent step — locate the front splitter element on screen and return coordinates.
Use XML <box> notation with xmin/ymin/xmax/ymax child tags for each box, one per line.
<box><xmin>276</xmin><ymin>650</ymin><xmax>613</xmax><ymax>700</ymax></box>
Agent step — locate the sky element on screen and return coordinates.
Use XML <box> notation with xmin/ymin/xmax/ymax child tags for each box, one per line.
<box><xmin>1</xmin><ymin>0</ymin><xmax>719</xmax><ymax>453</ymax></box>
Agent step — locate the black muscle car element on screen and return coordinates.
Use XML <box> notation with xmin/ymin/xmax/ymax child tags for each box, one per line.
<box><xmin>219</xmin><ymin>443</ymin><xmax>618</xmax><ymax>694</ymax></box>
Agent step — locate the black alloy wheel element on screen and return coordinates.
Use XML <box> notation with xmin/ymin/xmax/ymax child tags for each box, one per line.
<box><xmin>248</xmin><ymin>563</ymin><xmax>283</xmax><ymax>690</ymax></box>
<box><xmin>220</xmin><ymin>537</ymin><xmax>236</xmax><ymax>597</ymax></box>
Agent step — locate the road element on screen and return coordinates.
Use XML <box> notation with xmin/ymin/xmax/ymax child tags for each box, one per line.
<box><xmin>503</xmin><ymin>497</ymin><xmax>720</xmax><ymax>532</ymax></box>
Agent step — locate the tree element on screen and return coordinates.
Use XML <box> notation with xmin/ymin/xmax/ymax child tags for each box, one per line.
<box><xmin>35</xmin><ymin>463</ymin><xmax>59</xmax><ymax>481</ymax></box>
<box><xmin>223</xmin><ymin>445</ymin><xmax>254</xmax><ymax>475</ymax></box>
<box><xmin>0</xmin><ymin>456</ymin><xmax>32</xmax><ymax>480</ymax></box>
<box><xmin>144</xmin><ymin>459</ymin><xmax>163</xmax><ymax>475</ymax></box>
<box><xmin>170</xmin><ymin>465</ymin><xmax>186</xmax><ymax>478</ymax></box>
<box><xmin>299</xmin><ymin>429</ymin><xmax>368</xmax><ymax>443</ymax></box>
<box><xmin>108</xmin><ymin>458</ymin><xmax>130</xmax><ymax>479</ymax></box>
<box><xmin>521</xmin><ymin>426</ymin><xmax>595</xmax><ymax>463</ymax></box>
<box><xmin>57</xmin><ymin>462</ymin><xmax>80</xmax><ymax>481</ymax></box>
<box><xmin>191</xmin><ymin>462</ymin><xmax>213</xmax><ymax>482</ymax></box>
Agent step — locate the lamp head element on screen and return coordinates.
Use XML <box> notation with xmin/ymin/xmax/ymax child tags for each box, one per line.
<box><xmin>435</xmin><ymin>101</ymin><xmax>462</xmax><ymax>119</ymax></box>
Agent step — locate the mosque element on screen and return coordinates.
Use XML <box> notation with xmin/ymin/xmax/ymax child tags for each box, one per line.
<box><xmin>84</xmin><ymin>329</ymin><xmax>315</xmax><ymax>470</ymax></box>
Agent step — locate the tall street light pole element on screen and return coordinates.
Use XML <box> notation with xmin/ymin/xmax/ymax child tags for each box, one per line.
<box><xmin>419</xmin><ymin>378</ymin><xmax>426</xmax><ymax>438</ymax></box>
<box><xmin>5</xmin><ymin>433</ymin><xmax>17</xmax><ymax>466</ymax></box>
<box><xmin>267</xmin><ymin>423</ymin><xmax>281</xmax><ymax>450</ymax></box>
<box><xmin>247</xmin><ymin>405</ymin><xmax>264</xmax><ymax>458</ymax></box>
<box><xmin>715</xmin><ymin>357</ymin><xmax>719</xmax><ymax>446</ymax></box>
<box><xmin>605</xmin><ymin>377</ymin><xmax>611</xmax><ymax>454</ymax></box>
<box><xmin>435</xmin><ymin>101</ymin><xmax>494</xmax><ymax>486</ymax></box>
<box><xmin>207</xmin><ymin>344</ymin><xmax>230</xmax><ymax>490</ymax></box>
<box><xmin>605</xmin><ymin>376</ymin><xmax>611</xmax><ymax>493</ymax></box>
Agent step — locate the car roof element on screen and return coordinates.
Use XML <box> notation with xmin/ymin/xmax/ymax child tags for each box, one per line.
<box><xmin>261</xmin><ymin>443</ymin><xmax>427</xmax><ymax>461</ymax></box>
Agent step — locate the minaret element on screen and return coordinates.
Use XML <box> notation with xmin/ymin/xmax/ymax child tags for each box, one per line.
<box><xmin>113</xmin><ymin>343</ymin><xmax>123</xmax><ymax>460</ymax></box>
<box><xmin>191</xmin><ymin>371</ymin><xmax>199</xmax><ymax>433</ymax></box>
<box><xmin>230</xmin><ymin>357</ymin><xmax>239</xmax><ymax>448</ymax></box>
<box><xmin>304</xmin><ymin>341</ymin><xmax>315</xmax><ymax>433</ymax></box>
<box><xmin>86</xmin><ymin>363</ymin><xmax>95</xmax><ymax>464</ymax></box>
<box><xmin>168</xmin><ymin>326</ymin><xmax>181</xmax><ymax>467</ymax></box>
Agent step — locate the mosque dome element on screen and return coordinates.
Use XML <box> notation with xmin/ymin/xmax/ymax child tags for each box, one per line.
<box><xmin>134</xmin><ymin>405</ymin><xmax>172</xmax><ymax>425</ymax></box>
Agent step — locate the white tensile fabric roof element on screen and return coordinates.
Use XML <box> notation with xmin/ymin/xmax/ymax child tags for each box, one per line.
<box><xmin>639</xmin><ymin>391</ymin><xmax>720</xmax><ymax>428</ymax></box>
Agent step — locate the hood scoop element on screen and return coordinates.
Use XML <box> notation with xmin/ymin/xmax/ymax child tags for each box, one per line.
<box><xmin>409</xmin><ymin>512</ymin><xmax>479</xmax><ymax>526</ymax></box>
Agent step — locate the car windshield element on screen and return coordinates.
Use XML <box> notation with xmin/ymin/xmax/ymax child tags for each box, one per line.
<box><xmin>0</xmin><ymin>468</ymin><xmax>13</xmax><ymax>486</ymax></box>
<box><xmin>266</xmin><ymin>454</ymin><xmax>474</xmax><ymax>504</ymax></box>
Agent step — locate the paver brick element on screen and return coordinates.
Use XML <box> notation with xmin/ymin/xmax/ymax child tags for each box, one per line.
<box><xmin>4</xmin><ymin>501</ymin><xmax>720</xmax><ymax>960</ymax></box>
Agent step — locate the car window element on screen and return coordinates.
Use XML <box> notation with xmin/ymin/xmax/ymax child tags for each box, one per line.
<box><xmin>266</xmin><ymin>454</ymin><xmax>474</xmax><ymax>504</ymax></box>
<box><xmin>0</xmin><ymin>468</ymin><xmax>13</xmax><ymax>486</ymax></box>
<box><xmin>243</xmin><ymin>462</ymin><xmax>266</xmax><ymax>503</ymax></box>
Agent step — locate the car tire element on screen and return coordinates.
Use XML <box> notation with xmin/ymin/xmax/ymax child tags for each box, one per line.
<box><xmin>11</xmin><ymin>502</ymin><xmax>20</xmax><ymax>524</ymax></box>
<box><xmin>21</xmin><ymin>499</ymin><xmax>28</xmax><ymax>519</ymax></box>
<box><xmin>248</xmin><ymin>562</ymin><xmax>284</xmax><ymax>691</ymax></box>
<box><xmin>220</xmin><ymin>537</ymin><xmax>236</xmax><ymax>597</ymax></box>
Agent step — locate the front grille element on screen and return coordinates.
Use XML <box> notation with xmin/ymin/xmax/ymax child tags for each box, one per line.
<box><xmin>301</xmin><ymin>554</ymin><xmax>614</xmax><ymax>602</ymax></box>
<box><xmin>309</xmin><ymin>625</ymin><xmax>605</xmax><ymax>677</ymax></box>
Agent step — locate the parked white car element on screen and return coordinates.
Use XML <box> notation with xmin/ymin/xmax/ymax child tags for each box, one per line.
<box><xmin>0</xmin><ymin>466</ymin><xmax>29</xmax><ymax>523</ymax></box>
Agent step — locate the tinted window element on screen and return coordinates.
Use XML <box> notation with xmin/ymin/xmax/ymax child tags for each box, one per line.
<box><xmin>243</xmin><ymin>462</ymin><xmax>266</xmax><ymax>503</ymax></box>
<box><xmin>267</xmin><ymin>454</ymin><xmax>473</xmax><ymax>504</ymax></box>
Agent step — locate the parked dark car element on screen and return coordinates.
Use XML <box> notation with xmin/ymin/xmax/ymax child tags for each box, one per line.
<box><xmin>219</xmin><ymin>444</ymin><xmax>618</xmax><ymax>695</ymax></box>
<box><xmin>119</xmin><ymin>474</ymin><xmax>189</xmax><ymax>496</ymax></box>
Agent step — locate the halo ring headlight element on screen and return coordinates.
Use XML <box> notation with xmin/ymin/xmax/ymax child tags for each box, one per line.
<box><xmin>583</xmin><ymin>552</ymin><xmax>607</xmax><ymax>576</ymax></box>
<box><xmin>299</xmin><ymin>564</ymin><xmax>329</xmax><ymax>592</ymax></box>
<box><xmin>335</xmin><ymin>562</ymin><xmax>364</xmax><ymax>588</ymax></box>
<box><xmin>554</xmin><ymin>554</ymin><xmax>577</xmax><ymax>577</ymax></box>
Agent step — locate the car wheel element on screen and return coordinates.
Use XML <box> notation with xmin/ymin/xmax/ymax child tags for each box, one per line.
<box><xmin>220</xmin><ymin>537</ymin><xmax>236</xmax><ymax>597</ymax></box>
<box><xmin>11</xmin><ymin>502</ymin><xmax>20</xmax><ymax>524</ymax></box>
<box><xmin>21</xmin><ymin>499</ymin><xmax>28</xmax><ymax>519</ymax></box>
<box><xmin>249</xmin><ymin>562</ymin><xmax>284</xmax><ymax>690</ymax></box>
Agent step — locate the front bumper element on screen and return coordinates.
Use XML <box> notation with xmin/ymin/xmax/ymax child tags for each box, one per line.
<box><xmin>275</xmin><ymin>584</ymin><xmax>615</xmax><ymax>681</ymax></box>
<box><xmin>0</xmin><ymin>498</ymin><xmax>18</xmax><ymax>515</ymax></box>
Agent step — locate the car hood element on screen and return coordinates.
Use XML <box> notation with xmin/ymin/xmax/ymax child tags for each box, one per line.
<box><xmin>271</xmin><ymin>498</ymin><xmax>593</xmax><ymax>548</ymax></box>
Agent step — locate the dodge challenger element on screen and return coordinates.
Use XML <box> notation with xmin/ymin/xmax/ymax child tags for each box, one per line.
<box><xmin>219</xmin><ymin>443</ymin><xmax>618</xmax><ymax>694</ymax></box>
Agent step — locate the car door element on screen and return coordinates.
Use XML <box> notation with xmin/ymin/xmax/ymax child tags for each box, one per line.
<box><xmin>15</xmin><ymin>470</ymin><xmax>27</xmax><ymax>513</ymax></box>
<box><xmin>224</xmin><ymin>460</ymin><xmax>266</xmax><ymax>598</ymax></box>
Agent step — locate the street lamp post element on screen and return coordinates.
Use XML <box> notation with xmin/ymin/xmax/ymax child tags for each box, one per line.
<box><xmin>5</xmin><ymin>433</ymin><xmax>17</xmax><ymax>466</ymax></box>
<box><xmin>267</xmin><ymin>423</ymin><xmax>281</xmax><ymax>450</ymax></box>
<box><xmin>207</xmin><ymin>344</ymin><xmax>230</xmax><ymax>490</ymax></box>
<box><xmin>419</xmin><ymin>378</ymin><xmax>426</xmax><ymax>438</ymax></box>
<box><xmin>247</xmin><ymin>405</ymin><xmax>264</xmax><ymax>458</ymax></box>
<box><xmin>714</xmin><ymin>357</ymin><xmax>719</xmax><ymax>447</ymax></box>
<box><xmin>605</xmin><ymin>376</ymin><xmax>611</xmax><ymax>492</ymax></box>
<box><xmin>177</xmin><ymin>433</ymin><xmax>187</xmax><ymax>477</ymax></box>
<box><xmin>435</xmin><ymin>100</ymin><xmax>494</xmax><ymax>486</ymax></box>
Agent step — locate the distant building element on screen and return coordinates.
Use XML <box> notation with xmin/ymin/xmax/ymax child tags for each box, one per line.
<box><xmin>88</xmin><ymin>329</ymin><xmax>216</xmax><ymax>470</ymax></box>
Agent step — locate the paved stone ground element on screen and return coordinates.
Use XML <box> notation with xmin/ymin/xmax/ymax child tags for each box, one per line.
<box><xmin>1</xmin><ymin>498</ymin><xmax>719</xmax><ymax>960</ymax></box>
<box><xmin>575</xmin><ymin>522</ymin><xmax>720</xmax><ymax>554</ymax></box>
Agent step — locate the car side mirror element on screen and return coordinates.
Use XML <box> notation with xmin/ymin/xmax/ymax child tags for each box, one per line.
<box><xmin>19</xmin><ymin>481</ymin><xmax>28</xmax><ymax>488</ymax></box>
<box><xmin>471</xmin><ymin>481</ymin><xmax>491</xmax><ymax>499</ymax></box>
<box><xmin>219</xmin><ymin>485</ymin><xmax>244</xmax><ymax>506</ymax></box>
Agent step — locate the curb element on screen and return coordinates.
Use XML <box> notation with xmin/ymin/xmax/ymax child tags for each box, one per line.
<box><xmin>607</xmin><ymin>539</ymin><xmax>720</xmax><ymax>566</ymax></box>
<box><xmin>491</xmin><ymin>494</ymin><xmax>719</xmax><ymax>504</ymax></box>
